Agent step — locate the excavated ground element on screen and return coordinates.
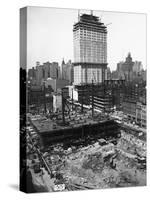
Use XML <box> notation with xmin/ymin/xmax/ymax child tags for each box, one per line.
<box><xmin>27</xmin><ymin>123</ymin><xmax>146</xmax><ymax>192</ymax></box>
<box><xmin>43</xmin><ymin>130</ymin><xmax>146</xmax><ymax>190</ymax></box>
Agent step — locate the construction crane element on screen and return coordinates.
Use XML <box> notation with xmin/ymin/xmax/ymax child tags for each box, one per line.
<box><xmin>91</xmin><ymin>80</ymin><xmax>94</xmax><ymax>118</ymax></box>
<box><xmin>106</xmin><ymin>23</ymin><xmax>112</xmax><ymax>26</ymax></box>
<box><xmin>43</xmin><ymin>81</ymin><xmax>47</xmax><ymax>114</ymax></box>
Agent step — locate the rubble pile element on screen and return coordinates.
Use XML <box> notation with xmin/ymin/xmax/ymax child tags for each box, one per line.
<box><xmin>82</xmin><ymin>152</ymin><xmax>104</xmax><ymax>172</ymax></box>
<box><xmin>59</xmin><ymin>136</ymin><xmax>146</xmax><ymax>189</ymax></box>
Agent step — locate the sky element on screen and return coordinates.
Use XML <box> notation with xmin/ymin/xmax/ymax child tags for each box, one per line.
<box><xmin>27</xmin><ymin>6</ymin><xmax>146</xmax><ymax>71</ymax></box>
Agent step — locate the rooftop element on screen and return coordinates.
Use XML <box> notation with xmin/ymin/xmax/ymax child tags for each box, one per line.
<box><xmin>80</xmin><ymin>14</ymin><xmax>99</xmax><ymax>23</ymax></box>
<box><xmin>73</xmin><ymin>13</ymin><xmax>107</xmax><ymax>33</ymax></box>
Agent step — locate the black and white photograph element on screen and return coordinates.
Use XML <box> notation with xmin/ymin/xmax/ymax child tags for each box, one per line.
<box><xmin>20</xmin><ymin>6</ymin><xmax>147</xmax><ymax>193</ymax></box>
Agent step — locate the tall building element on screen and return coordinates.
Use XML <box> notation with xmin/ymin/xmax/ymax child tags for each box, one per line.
<box><xmin>50</xmin><ymin>62</ymin><xmax>59</xmax><ymax>79</ymax></box>
<box><xmin>122</xmin><ymin>52</ymin><xmax>134</xmax><ymax>72</ymax></box>
<box><xmin>133</xmin><ymin>61</ymin><xmax>143</xmax><ymax>74</ymax></box>
<box><xmin>43</xmin><ymin>62</ymin><xmax>51</xmax><ymax>79</ymax></box>
<box><xmin>35</xmin><ymin>62</ymin><xmax>44</xmax><ymax>85</ymax></box>
<box><xmin>28</xmin><ymin>61</ymin><xmax>60</xmax><ymax>86</ymax></box>
<box><xmin>116</xmin><ymin>53</ymin><xmax>134</xmax><ymax>81</ymax></box>
<box><xmin>114</xmin><ymin>53</ymin><xmax>145</xmax><ymax>83</ymax></box>
<box><xmin>61</xmin><ymin>59</ymin><xmax>74</xmax><ymax>83</ymax></box>
<box><xmin>73</xmin><ymin>13</ymin><xmax>107</xmax><ymax>85</ymax></box>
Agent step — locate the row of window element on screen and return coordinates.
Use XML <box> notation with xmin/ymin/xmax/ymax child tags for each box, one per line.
<box><xmin>75</xmin><ymin>56</ymin><xmax>106</xmax><ymax>58</ymax></box>
<box><xmin>74</xmin><ymin>35</ymin><xmax>106</xmax><ymax>38</ymax></box>
<box><xmin>74</xmin><ymin>38</ymin><xmax>107</xmax><ymax>42</ymax></box>
<box><xmin>80</xmin><ymin>46</ymin><xmax>107</xmax><ymax>49</ymax></box>
<box><xmin>74</xmin><ymin>34</ymin><xmax>107</xmax><ymax>38</ymax></box>
<box><xmin>80</xmin><ymin>41</ymin><xmax>107</xmax><ymax>44</ymax></box>
<box><xmin>79</xmin><ymin>57</ymin><xmax>106</xmax><ymax>60</ymax></box>
<box><xmin>74</xmin><ymin>47</ymin><xmax>107</xmax><ymax>51</ymax></box>
<box><xmin>76</xmin><ymin>33</ymin><xmax>107</xmax><ymax>36</ymax></box>
<box><xmin>79</xmin><ymin>55</ymin><xmax>106</xmax><ymax>57</ymax></box>
<box><xmin>74</xmin><ymin>56</ymin><xmax>106</xmax><ymax>59</ymax></box>
<box><xmin>74</xmin><ymin>57</ymin><xmax>106</xmax><ymax>60</ymax></box>
<box><xmin>75</xmin><ymin>41</ymin><xmax>106</xmax><ymax>44</ymax></box>
<box><xmin>74</xmin><ymin>40</ymin><xmax>106</xmax><ymax>44</ymax></box>
<box><xmin>74</xmin><ymin>59</ymin><xmax>107</xmax><ymax>63</ymax></box>
<box><xmin>77</xmin><ymin>49</ymin><xmax>107</xmax><ymax>52</ymax></box>
<box><xmin>74</xmin><ymin>49</ymin><xmax>107</xmax><ymax>54</ymax></box>
<box><xmin>74</xmin><ymin>30</ymin><xmax>107</xmax><ymax>35</ymax></box>
<box><xmin>80</xmin><ymin>52</ymin><xmax>106</xmax><ymax>55</ymax></box>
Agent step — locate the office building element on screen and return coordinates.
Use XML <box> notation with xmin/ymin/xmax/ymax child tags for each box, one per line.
<box><xmin>61</xmin><ymin>59</ymin><xmax>74</xmax><ymax>83</ymax></box>
<box><xmin>73</xmin><ymin>13</ymin><xmax>107</xmax><ymax>85</ymax></box>
<box><xmin>133</xmin><ymin>61</ymin><xmax>143</xmax><ymax>74</ymax></box>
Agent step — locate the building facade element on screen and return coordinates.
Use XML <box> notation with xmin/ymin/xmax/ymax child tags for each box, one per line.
<box><xmin>27</xmin><ymin>61</ymin><xmax>61</xmax><ymax>86</ymax></box>
<box><xmin>45</xmin><ymin>78</ymin><xmax>69</xmax><ymax>93</ymax></box>
<box><xmin>114</xmin><ymin>53</ymin><xmax>145</xmax><ymax>83</ymax></box>
<box><xmin>115</xmin><ymin>53</ymin><xmax>134</xmax><ymax>81</ymax></box>
<box><xmin>61</xmin><ymin>60</ymin><xmax>74</xmax><ymax>83</ymax></box>
<box><xmin>90</xmin><ymin>95</ymin><xmax>113</xmax><ymax>112</ymax></box>
<box><xmin>122</xmin><ymin>99</ymin><xmax>136</xmax><ymax>120</ymax></box>
<box><xmin>73</xmin><ymin>13</ymin><xmax>107</xmax><ymax>85</ymax></box>
<box><xmin>27</xmin><ymin>85</ymin><xmax>53</xmax><ymax>113</ymax></box>
<box><xmin>136</xmin><ymin>102</ymin><xmax>142</xmax><ymax>125</ymax></box>
<box><xmin>122</xmin><ymin>99</ymin><xmax>146</xmax><ymax>128</ymax></box>
<box><xmin>141</xmin><ymin>104</ymin><xmax>146</xmax><ymax>128</ymax></box>
<box><xmin>133</xmin><ymin>61</ymin><xmax>143</xmax><ymax>74</ymax></box>
<box><xmin>135</xmin><ymin>102</ymin><xmax>146</xmax><ymax>128</ymax></box>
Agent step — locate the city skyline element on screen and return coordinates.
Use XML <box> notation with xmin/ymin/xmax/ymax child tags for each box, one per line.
<box><xmin>27</xmin><ymin>7</ymin><xmax>146</xmax><ymax>70</ymax></box>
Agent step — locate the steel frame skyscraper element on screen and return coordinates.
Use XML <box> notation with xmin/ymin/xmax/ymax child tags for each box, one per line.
<box><xmin>73</xmin><ymin>12</ymin><xmax>107</xmax><ymax>85</ymax></box>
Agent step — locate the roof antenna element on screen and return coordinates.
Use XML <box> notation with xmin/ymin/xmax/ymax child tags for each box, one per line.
<box><xmin>78</xmin><ymin>10</ymin><xmax>80</xmax><ymax>21</ymax></box>
<box><xmin>91</xmin><ymin>10</ymin><xmax>93</xmax><ymax>15</ymax></box>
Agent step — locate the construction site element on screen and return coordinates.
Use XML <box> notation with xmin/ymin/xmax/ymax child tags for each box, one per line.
<box><xmin>18</xmin><ymin>8</ymin><xmax>147</xmax><ymax>193</ymax></box>
<box><xmin>24</xmin><ymin>85</ymin><xmax>146</xmax><ymax>192</ymax></box>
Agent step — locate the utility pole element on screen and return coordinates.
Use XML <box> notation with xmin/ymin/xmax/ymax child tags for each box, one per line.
<box><xmin>61</xmin><ymin>88</ymin><xmax>65</xmax><ymax>124</ymax></box>
<box><xmin>43</xmin><ymin>81</ymin><xmax>46</xmax><ymax>114</ymax></box>
<box><xmin>92</xmin><ymin>80</ymin><xmax>94</xmax><ymax>118</ymax></box>
<box><xmin>72</xmin><ymin>88</ymin><xmax>73</xmax><ymax>111</ymax></box>
<box><xmin>81</xmin><ymin>84</ymin><xmax>84</xmax><ymax>113</ymax></box>
<box><xmin>104</xmin><ymin>83</ymin><xmax>106</xmax><ymax>113</ymax></box>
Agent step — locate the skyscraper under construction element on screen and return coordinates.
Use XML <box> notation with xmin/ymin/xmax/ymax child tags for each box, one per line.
<box><xmin>73</xmin><ymin>12</ymin><xmax>107</xmax><ymax>85</ymax></box>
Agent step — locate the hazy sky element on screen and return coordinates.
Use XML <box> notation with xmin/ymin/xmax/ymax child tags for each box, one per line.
<box><xmin>27</xmin><ymin>6</ymin><xmax>146</xmax><ymax>70</ymax></box>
